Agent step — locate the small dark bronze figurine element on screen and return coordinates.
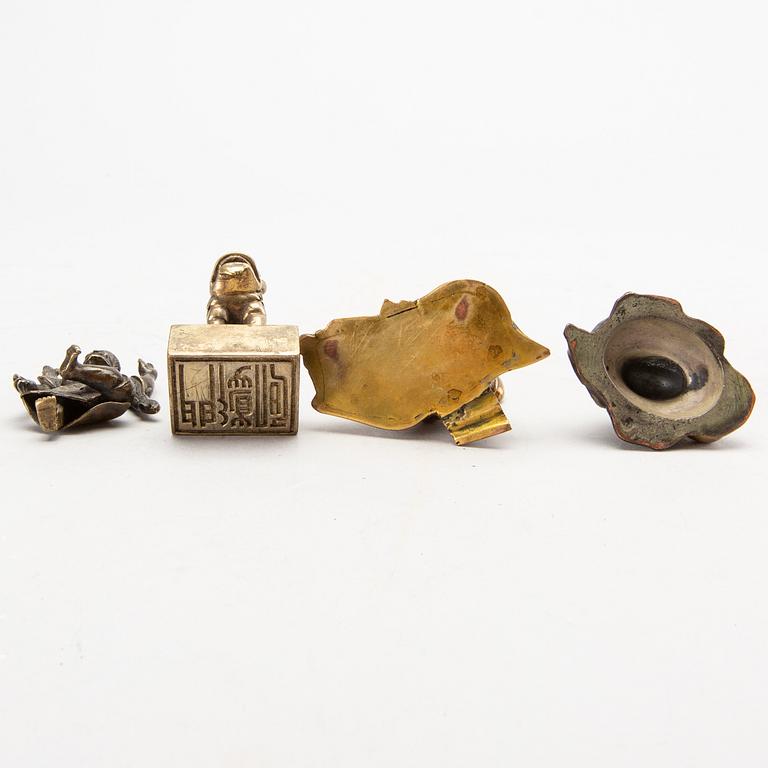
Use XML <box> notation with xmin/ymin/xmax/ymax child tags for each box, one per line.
<box><xmin>13</xmin><ymin>345</ymin><xmax>160</xmax><ymax>432</ymax></box>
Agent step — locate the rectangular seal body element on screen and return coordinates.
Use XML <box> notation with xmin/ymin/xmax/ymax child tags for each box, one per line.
<box><xmin>168</xmin><ymin>324</ymin><xmax>300</xmax><ymax>435</ymax></box>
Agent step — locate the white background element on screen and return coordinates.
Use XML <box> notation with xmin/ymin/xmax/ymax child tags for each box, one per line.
<box><xmin>1</xmin><ymin>1</ymin><xmax>766</xmax><ymax>766</ymax></box>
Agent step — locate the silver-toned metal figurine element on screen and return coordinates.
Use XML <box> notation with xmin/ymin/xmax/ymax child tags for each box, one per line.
<box><xmin>13</xmin><ymin>345</ymin><xmax>160</xmax><ymax>432</ymax></box>
<box><xmin>167</xmin><ymin>254</ymin><xmax>299</xmax><ymax>435</ymax></box>
<box><xmin>206</xmin><ymin>253</ymin><xmax>267</xmax><ymax>325</ymax></box>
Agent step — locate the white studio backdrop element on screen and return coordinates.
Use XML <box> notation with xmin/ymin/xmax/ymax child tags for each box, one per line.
<box><xmin>0</xmin><ymin>2</ymin><xmax>766</xmax><ymax>767</ymax></box>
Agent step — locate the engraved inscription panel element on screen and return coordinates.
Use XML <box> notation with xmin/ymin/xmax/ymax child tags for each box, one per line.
<box><xmin>171</xmin><ymin>358</ymin><xmax>297</xmax><ymax>434</ymax></box>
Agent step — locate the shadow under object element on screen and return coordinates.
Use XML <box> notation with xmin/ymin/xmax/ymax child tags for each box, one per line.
<box><xmin>564</xmin><ymin>293</ymin><xmax>755</xmax><ymax>449</ymax></box>
<box><xmin>301</xmin><ymin>279</ymin><xmax>549</xmax><ymax>446</ymax></box>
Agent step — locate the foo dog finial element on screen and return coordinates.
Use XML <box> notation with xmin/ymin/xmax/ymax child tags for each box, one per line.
<box><xmin>13</xmin><ymin>345</ymin><xmax>160</xmax><ymax>433</ymax></box>
<box><xmin>206</xmin><ymin>253</ymin><xmax>267</xmax><ymax>325</ymax></box>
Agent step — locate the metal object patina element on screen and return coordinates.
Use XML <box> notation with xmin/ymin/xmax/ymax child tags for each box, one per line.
<box><xmin>564</xmin><ymin>293</ymin><xmax>755</xmax><ymax>449</ymax></box>
<box><xmin>168</xmin><ymin>254</ymin><xmax>299</xmax><ymax>435</ymax></box>
<box><xmin>13</xmin><ymin>345</ymin><xmax>159</xmax><ymax>432</ymax></box>
<box><xmin>301</xmin><ymin>279</ymin><xmax>549</xmax><ymax>445</ymax></box>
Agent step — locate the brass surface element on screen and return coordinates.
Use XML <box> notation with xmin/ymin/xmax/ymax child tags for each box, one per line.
<box><xmin>168</xmin><ymin>255</ymin><xmax>299</xmax><ymax>435</ymax></box>
<box><xmin>301</xmin><ymin>279</ymin><xmax>549</xmax><ymax>445</ymax></box>
<box><xmin>441</xmin><ymin>385</ymin><xmax>511</xmax><ymax>446</ymax></box>
<box><xmin>13</xmin><ymin>345</ymin><xmax>159</xmax><ymax>432</ymax></box>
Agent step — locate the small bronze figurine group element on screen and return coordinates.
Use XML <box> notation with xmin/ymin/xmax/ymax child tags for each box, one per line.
<box><xmin>13</xmin><ymin>254</ymin><xmax>756</xmax><ymax>449</ymax></box>
<box><xmin>14</xmin><ymin>346</ymin><xmax>159</xmax><ymax>432</ymax></box>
